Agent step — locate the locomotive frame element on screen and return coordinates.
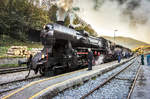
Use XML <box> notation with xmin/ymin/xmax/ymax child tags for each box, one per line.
<box><xmin>19</xmin><ymin>22</ymin><xmax>132</xmax><ymax>77</ymax></box>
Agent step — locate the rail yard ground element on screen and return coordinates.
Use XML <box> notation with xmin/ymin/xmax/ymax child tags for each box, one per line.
<box><xmin>1</xmin><ymin>57</ymin><xmax>133</xmax><ymax>99</ymax></box>
<box><xmin>1</xmin><ymin>56</ymin><xmax>150</xmax><ymax>99</ymax></box>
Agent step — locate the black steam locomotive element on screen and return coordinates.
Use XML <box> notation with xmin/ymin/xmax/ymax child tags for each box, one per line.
<box><xmin>20</xmin><ymin>22</ymin><xmax>131</xmax><ymax>77</ymax></box>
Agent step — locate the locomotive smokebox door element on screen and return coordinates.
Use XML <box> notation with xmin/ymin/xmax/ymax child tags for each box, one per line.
<box><xmin>41</xmin><ymin>24</ymin><xmax>55</xmax><ymax>46</ymax></box>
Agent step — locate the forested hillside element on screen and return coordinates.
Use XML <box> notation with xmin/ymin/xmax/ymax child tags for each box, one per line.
<box><xmin>0</xmin><ymin>0</ymin><xmax>97</xmax><ymax>46</ymax></box>
<box><xmin>0</xmin><ymin>0</ymin><xmax>53</xmax><ymax>42</ymax></box>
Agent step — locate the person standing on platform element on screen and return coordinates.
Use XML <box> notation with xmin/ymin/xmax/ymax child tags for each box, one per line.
<box><xmin>87</xmin><ymin>48</ymin><xmax>93</xmax><ymax>70</ymax></box>
<box><xmin>117</xmin><ymin>52</ymin><xmax>122</xmax><ymax>63</ymax></box>
<box><xmin>141</xmin><ymin>54</ymin><xmax>144</xmax><ymax>65</ymax></box>
<box><xmin>147</xmin><ymin>54</ymin><xmax>150</xmax><ymax>66</ymax></box>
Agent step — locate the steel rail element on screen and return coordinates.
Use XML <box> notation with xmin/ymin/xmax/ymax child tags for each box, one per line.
<box><xmin>127</xmin><ymin>64</ymin><xmax>141</xmax><ymax>99</ymax></box>
<box><xmin>80</xmin><ymin>58</ymin><xmax>137</xmax><ymax>99</ymax></box>
<box><xmin>0</xmin><ymin>75</ymin><xmax>42</xmax><ymax>94</ymax></box>
<box><xmin>0</xmin><ymin>67</ymin><xmax>27</xmax><ymax>74</ymax></box>
<box><xmin>0</xmin><ymin>75</ymin><xmax>41</xmax><ymax>86</ymax></box>
<box><xmin>0</xmin><ymin>86</ymin><xmax>20</xmax><ymax>94</ymax></box>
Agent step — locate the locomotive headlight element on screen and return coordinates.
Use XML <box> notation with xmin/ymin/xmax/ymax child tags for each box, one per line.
<box><xmin>43</xmin><ymin>25</ymin><xmax>46</xmax><ymax>29</ymax></box>
<box><xmin>41</xmin><ymin>54</ymin><xmax>45</xmax><ymax>59</ymax></box>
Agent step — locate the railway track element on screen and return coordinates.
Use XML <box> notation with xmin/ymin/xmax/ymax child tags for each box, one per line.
<box><xmin>80</xmin><ymin>58</ymin><xmax>140</xmax><ymax>99</ymax></box>
<box><xmin>0</xmin><ymin>67</ymin><xmax>27</xmax><ymax>75</ymax></box>
<box><xmin>1</xmin><ymin>57</ymin><xmax>135</xmax><ymax>99</ymax></box>
<box><xmin>1</xmin><ymin>58</ymin><xmax>135</xmax><ymax>98</ymax></box>
<box><xmin>0</xmin><ymin>67</ymin><xmax>42</xmax><ymax>94</ymax></box>
<box><xmin>0</xmin><ymin>75</ymin><xmax>42</xmax><ymax>94</ymax></box>
<box><xmin>127</xmin><ymin>62</ymin><xmax>142</xmax><ymax>99</ymax></box>
<box><xmin>0</xmin><ymin>64</ymin><xmax>86</xmax><ymax>94</ymax></box>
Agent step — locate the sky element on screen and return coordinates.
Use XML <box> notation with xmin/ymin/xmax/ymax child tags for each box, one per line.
<box><xmin>72</xmin><ymin>0</ymin><xmax>150</xmax><ymax>44</ymax></box>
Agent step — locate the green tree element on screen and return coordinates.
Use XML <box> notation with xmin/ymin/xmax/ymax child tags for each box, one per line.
<box><xmin>48</xmin><ymin>5</ymin><xmax>58</xmax><ymax>22</ymax></box>
<box><xmin>64</xmin><ymin>15</ymin><xmax>70</xmax><ymax>26</ymax></box>
<box><xmin>84</xmin><ymin>25</ymin><xmax>97</xmax><ymax>36</ymax></box>
<box><xmin>0</xmin><ymin>0</ymin><xmax>50</xmax><ymax>41</ymax></box>
<box><xmin>73</xmin><ymin>17</ymin><xmax>80</xmax><ymax>25</ymax></box>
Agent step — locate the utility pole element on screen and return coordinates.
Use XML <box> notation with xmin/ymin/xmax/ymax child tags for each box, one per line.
<box><xmin>114</xmin><ymin>29</ymin><xmax>118</xmax><ymax>45</ymax></box>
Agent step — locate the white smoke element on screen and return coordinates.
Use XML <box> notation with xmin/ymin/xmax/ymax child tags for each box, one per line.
<box><xmin>95</xmin><ymin>54</ymin><xmax>104</xmax><ymax>65</ymax></box>
<box><xmin>73</xmin><ymin>0</ymin><xmax>150</xmax><ymax>43</ymax></box>
<box><xmin>56</xmin><ymin>8</ymin><xmax>67</xmax><ymax>21</ymax></box>
<box><xmin>56</xmin><ymin>0</ymin><xmax>73</xmax><ymax>21</ymax></box>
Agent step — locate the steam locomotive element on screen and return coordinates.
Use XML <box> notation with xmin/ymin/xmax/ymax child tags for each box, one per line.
<box><xmin>20</xmin><ymin>22</ymin><xmax>131</xmax><ymax>77</ymax></box>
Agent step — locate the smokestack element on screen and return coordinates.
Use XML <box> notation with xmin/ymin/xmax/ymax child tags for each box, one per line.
<box><xmin>56</xmin><ymin>0</ymin><xmax>73</xmax><ymax>22</ymax></box>
<box><xmin>56</xmin><ymin>8</ymin><xmax>67</xmax><ymax>21</ymax></box>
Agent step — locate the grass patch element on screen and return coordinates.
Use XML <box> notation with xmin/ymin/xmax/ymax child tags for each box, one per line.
<box><xmin>0</xmin><ymin>55</ymin><xmax>25</xmax><ymax>59</ymax></box>
<box><xmin>0</xmin><ymin>35</ymin><xmax>43</xmax><ymax>48</ymax></box>
<box><xmin>0</xmin><ymin>46</ymin><xmax>9</xmax><ymax>57</ymax></box>
<box><xmin>91</xmin><ymin>76</ymin><xmax>96</xmax><ymax>80</ymax></box>
<box><xmin>76</xmin><ymin>83</ymin><xmax>82</xmax><ymax>87</ymax></box>
<box><xmin>72</xmin><ymin>85</ymin><xmax>76</xmax><ymax>89</ymax></box>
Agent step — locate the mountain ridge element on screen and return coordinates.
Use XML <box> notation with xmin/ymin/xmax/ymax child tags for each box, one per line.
<box><xmin>102</xmin><ymin>36</ymin><xmax>150</xmax><ymax>49</ymax></box>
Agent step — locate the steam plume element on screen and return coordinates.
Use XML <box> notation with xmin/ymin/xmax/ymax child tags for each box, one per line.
<box><xmin>56</xmin><ymin>0</ymin><xmax>73</xmax><ymax>21</ymax></box>
<box><xmin>74</xmin><ymin>0</ymin><xmax>150</xmax><ymax>43</ymax></box>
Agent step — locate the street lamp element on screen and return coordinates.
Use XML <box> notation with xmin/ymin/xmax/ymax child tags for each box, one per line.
<box><xmin>114</xmin><ymin>29</ymin><xmax>118</xmax><ymax>45</ymax></box>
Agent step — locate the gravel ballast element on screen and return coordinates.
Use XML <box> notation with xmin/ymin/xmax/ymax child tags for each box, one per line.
<box><xmin>53</xmin><ymin>57</ymin><xmax>139</xmax><ymax>99</ymax></box>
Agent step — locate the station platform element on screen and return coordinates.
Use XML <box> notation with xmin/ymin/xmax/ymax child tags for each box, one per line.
<box><xmin>2</xmin><ymin>57</ymin><xmax>134</xmax><ymax>99</ymax></box>
<box><xmin>131</xmin><ymin>57</ymin><xmax>150</xmax><ymax>99</ymax></box>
